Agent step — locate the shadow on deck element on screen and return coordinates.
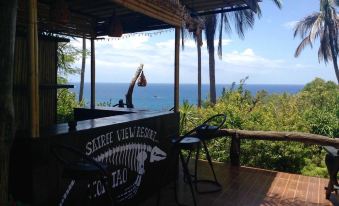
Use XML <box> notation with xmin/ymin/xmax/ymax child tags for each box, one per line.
<box><xmin>142</xmin><ymin>160</ymin><xmax>336</xmax><ymax>206</ymax></box>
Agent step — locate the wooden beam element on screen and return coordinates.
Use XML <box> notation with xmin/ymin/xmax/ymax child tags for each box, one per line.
<box><xmin>174</xmin><ymin>27</ymin><xmax>180</xmax><ymax>112</ymax></box>
<box><xmin>28</xmin><ymin>0</ymin><xmax>40</xmax><ymax>138</ymax></box>
<box><xmin>213</xmin><ymin>129</ymin><xmax>339</xmax><ymax>147</ymax></box>
<box><xmin>111</xmin><ymin>0</ymin><xmax>182</xmax><ymax>27</ymax></box>
<box><xmin>90</xmin><ymin>38</ymin><xmax>95</xmax><ymax>109</ymax></box>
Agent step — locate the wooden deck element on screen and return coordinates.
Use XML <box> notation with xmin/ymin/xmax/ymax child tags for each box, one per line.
<box><xmin>142</xmin><ymin>160</ymin><xmax>336</xmax><ymax>206</ymax></box>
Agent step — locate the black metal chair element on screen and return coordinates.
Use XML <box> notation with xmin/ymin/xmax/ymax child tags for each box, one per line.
<box><xmin>52</xmin><ymin>144</ymin><xmax>115</xmax><ymax>206</ymax></box>
<box><xmin>190</xmin><ymin>114</ymin><xmax>227</xmax><ymax>194</ymax></box>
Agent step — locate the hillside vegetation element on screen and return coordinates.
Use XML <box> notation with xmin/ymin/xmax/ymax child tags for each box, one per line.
<box><xmin>180</xmin><ymin>78</ymin><xmax>339</xmax><ymax>177</ymax></box>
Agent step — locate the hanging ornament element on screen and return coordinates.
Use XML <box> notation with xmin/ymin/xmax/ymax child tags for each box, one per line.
<box><xmin>137</xmin><ymin>71</ymin><xmax>147</xmax><ymax>87</ymax></box>
<box><xmin>107</xmin><ymin>13</ymin><xmax>123</xmax><ymax>37</ymax></box>
<box><xmin>50</xmin><ymin>0</ymin><xmax>70</xmax><ymax>24</ymax></box>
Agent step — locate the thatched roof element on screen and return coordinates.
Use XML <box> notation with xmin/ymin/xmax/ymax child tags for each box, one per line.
<box><xmin>17</xmin><ymin>0</ymin><xmax>256</xmax><ymax>38</ymax></box>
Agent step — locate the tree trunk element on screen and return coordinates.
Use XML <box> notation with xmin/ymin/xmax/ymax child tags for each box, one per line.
<box><xmin>205</xmin><ymin>15</ymin><xmax>217</xmax><ymax>105</ymax></box>
<box><xmin>79</xmin><ymin>37</ymin><xmax>86</xmax><ymax>102</ymax></box>
<box><xmin>328</xmin><ymin>25</ymin><xmax>339</xmax><ymax>84</ymax></box>
<box><xmin>331</xmin><ymin>52</ymin><xmax>339</xmax><ymax>84</ymax></box>
<box><xmin>0</xmin><ymin>0</ymin><xmax>18</xmax><ymax>204</ymax></box>
<box><xmin>126</xmin><ymin>64</ymin><xmax>143</xmax><ymax>108</ymax></box>
<box><xmin>208</xmin><ymin>46</ymin><xmax>216</xmax><ymax>104</ymax></box>
<box><xmin>197</xmin><ymin>31</ymin><xmax>202</xmax><ymax>108</ymax></box>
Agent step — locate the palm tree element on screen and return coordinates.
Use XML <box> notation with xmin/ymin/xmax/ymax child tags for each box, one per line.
<box><xmin>181</xmin><ymin>26</ymin><xmax>203</xmax><ymax>107</ymax></box>
<box><xmin>205</xmin><ymin>0</ymin><xmax>283</xmax><ymax>104</ymax></box>
<box><xmin>0</xmin><ymin>0</ymin><xmax>18</xmax><ymax>204</ymax></box>
<box><xmin>196</xmin><ymin>29</ymin><xmax>203</xmax><ymax>108</ymax></box>
<box><xmin>205</xmin><ymin>15</ymin><xmax>217</xmax><ymax>104</ymax></box>
<box><xmin>294</xmin><ymin>0</ymin><xmax>339</xmax><ymax>84</ymax></box>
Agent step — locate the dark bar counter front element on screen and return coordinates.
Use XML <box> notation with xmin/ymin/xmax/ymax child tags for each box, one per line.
<box><xmin>10</xmin><ymin>107</ymin><xmax>179</xmax><ymax>205</ymax></box>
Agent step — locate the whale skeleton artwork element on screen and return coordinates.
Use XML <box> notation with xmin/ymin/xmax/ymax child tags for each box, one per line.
<box><xmin>59</xmin><ymin>143</ymin><xmax>167</xmax><ymax>205</ymax></box>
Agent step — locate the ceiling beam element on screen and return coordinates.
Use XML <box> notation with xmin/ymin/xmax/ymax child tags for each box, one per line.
<box><xmin>196</xmin><ymin>6</ymin><xmax>251</xmax><ymax>16</ymax></box>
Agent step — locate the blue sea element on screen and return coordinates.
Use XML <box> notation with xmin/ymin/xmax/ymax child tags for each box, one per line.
<box><xmin>70</xmin><ymin>83</ymin><xmax>304</xmax><ymax>111</ymax></box>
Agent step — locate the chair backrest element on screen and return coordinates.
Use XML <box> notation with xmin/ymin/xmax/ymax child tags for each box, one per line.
<box><xmin>173</xmin><ymin>114</ymin><xmax>226</xmax><ymax>144</ymax></box>
<box><xmin>51</xmin><ymin>144</ymin><xmax>109</xmax><ymax>177</ymax></box>
<box><xmin>196</xmin><ymin>114</ymin><xmax>226</xmax><ymax>136</ymax></box>
<box><xmin>51</xmin><ymin>144</ymin><xmax>115</xmax><ymax>205</ymax></box>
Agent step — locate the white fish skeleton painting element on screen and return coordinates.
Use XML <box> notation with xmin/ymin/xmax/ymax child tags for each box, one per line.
<box><xmin>59</xmin><ymin>143</ymin><xmax>167</xmax><ymax>206</ymax></box>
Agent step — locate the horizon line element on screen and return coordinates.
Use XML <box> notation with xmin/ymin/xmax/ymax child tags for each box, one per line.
<box><xmin>69</xmin><ymin>82</ymin><xmax>306</xmax><ymax>86</ymax></box>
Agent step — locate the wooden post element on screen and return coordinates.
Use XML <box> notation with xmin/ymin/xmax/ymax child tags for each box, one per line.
<box><xmin>90</xmin><ymin>38</ymin><xmax>95</xmax><ymax>109</ymax></box>
<box><xmin>28</xmin><ymin>0</ymin><xmax>40</xmax><ymax>138</ymax></box>
<box><xmin>230</xmin><ymin>133</ymin><xmax>240</xmax><ymax>166</ymax></box>
<box><xmin>0</xmin><ymin>0</ymin><xmax>18</xmax><ymax>204</ymax></box>
<box><xmin>174</xmin><ymin>27</ymin><xmax>180</xmax><ymax>112</ymax></box>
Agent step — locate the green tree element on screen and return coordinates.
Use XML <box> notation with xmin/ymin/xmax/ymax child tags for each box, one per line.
<box><xmin>179</xmin><ymin>78</ymin><xmax>338</xmax><ymax>177</ymax></box>
<box><xmin>57</xmin><ymin>42</ymin><xmax>81</xmax><ymax>77</ymax></box>
<box><xmin>294</xmin><ymin>0</ymin><xmax>339</xmax><ymax>83</ymax></box>
<box><xmin>57</xmin><ymin>42</ymin><xmax>83</xmax><ymax>122</ymax></box>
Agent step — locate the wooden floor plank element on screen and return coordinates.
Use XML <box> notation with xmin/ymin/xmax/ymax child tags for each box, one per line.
<box><xmin>140</xmin><ymin>160</ymin><xmax>333</xmax><ymax>206</ymax></box>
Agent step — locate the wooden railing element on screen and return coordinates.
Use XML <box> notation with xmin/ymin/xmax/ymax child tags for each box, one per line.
<box><xmin>209</xmin><ymin>129</ymin><xmax>339</xmax><ymax>166</ymax></box>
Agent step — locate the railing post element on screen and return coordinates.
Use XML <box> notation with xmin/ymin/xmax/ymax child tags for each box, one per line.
<box><xmin>230</xmin><ymin>133</ymin><xmax>240</xmax><ymax>166</ymax></box>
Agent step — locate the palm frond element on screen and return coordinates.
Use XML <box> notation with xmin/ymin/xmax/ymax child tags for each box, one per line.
<box><xmin>310</xmin><ymin>15</ymin><xmax>324</xmax><ymax>42</ymax></box>
<box><xmin>231</xmin><ymin>9</ymin><xmax>255</xmax><ymax>39</ymax></box>
<box><xmin>223</xmin><ymin>12</ymin><xmax>232</xmax><ymax>34</ymax></box>
<box><xmin>294</xmin><ymin>13</ymin><xmax>321</xmax><ymax>38</ymax></box>
<box><xmin>273</xmin><ymin>0</ymin><xmax>283</xmax><ymax>9</ymax></box>
<box><xmin>245</xmin><ymin>0</ymin><xmax>261</xmax><ymax>15</ymax></box>
<box><xmin>295</xmin><ymin>36</ymin><xmax>313</xmax><ymax>57</ymax></box>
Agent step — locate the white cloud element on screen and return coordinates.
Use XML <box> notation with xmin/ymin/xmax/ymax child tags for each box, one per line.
<box><xmin>67</xmin><ymin>35</ymin><xmax>336</xmax><ymax>85</ymax></box>
<box><xmin>223</xmin><ymin>48</ymin><xmax>285</xmax><ymax>69</ymax></box>
<box><xmin>283</xmin><ymin>21</ymin><xmax>298</xmax><ymax>29</ymax></box>
<box><xmin>156</xmin><ymin>38</ymin><xmax>232</xmax><ymax>50</ymax></box>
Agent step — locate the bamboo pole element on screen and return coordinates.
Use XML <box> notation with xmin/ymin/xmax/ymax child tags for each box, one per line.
<box><xmin>28</xmin><ymin>0</ymin><xmax>40</xmax><ymax>138</ymax></box>
<box><xmin>90</xmin><ymin>38</ymin><xmax>95</xmax><ymax>109</ymax></box>
<box><xmin>174</xmin><ymin>27</ymin><xmax>180</xmax><ymax>112</ymax></box>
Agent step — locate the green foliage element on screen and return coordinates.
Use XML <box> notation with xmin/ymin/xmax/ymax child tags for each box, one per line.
<box><xmin>180</xmin><ymin>78</ymin><xmax>339</xmax><ymax>177</ymax></box>
<box><xmin>56</xmin><ymin>42</ymin><xmax>84</xmax><ymax>123</ymax></box>
<box><xmin>97</xmin><ymin>99</ymin><xmax>114</xmax><ymax>107</ymax></box>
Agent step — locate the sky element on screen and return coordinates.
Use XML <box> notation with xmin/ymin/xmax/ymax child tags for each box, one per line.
<box><xmin>68</xmin><ymin>0</ymin><xmax>338</xmax><ymax>85</ymax></box>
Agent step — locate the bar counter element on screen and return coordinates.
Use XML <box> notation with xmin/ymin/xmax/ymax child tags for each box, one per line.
<box><xmin>10</xmin><ymin>107</ymin><xmax>179</xmax><ymax>205</ymax></box>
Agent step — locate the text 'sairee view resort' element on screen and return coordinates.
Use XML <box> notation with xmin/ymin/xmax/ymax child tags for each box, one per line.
<box><xmin>1</xmin><ymin>0</ymin><xmax>339</xmax><ymax>206</ymax></box>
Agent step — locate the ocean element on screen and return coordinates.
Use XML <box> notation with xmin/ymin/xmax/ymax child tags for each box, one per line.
<box><xmin>70</xmin><ymin>83</ymin><xmax>304</xmax><ymax>111</ymax></box>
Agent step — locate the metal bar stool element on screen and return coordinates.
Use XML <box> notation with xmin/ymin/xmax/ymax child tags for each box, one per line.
<box><xmin>52</xmin><ymin>144</ymin><xmax>115</xmax><ymax>206</ymax></box>
<box><xmin>157</xmin><ymin>127</ymin><xmax>200</xmax><ymax>206</ymax></box>
<box><xmin>191</xmin><ymin>114</ymin><xmax>226</xmax><ymax>194</ymax></box>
